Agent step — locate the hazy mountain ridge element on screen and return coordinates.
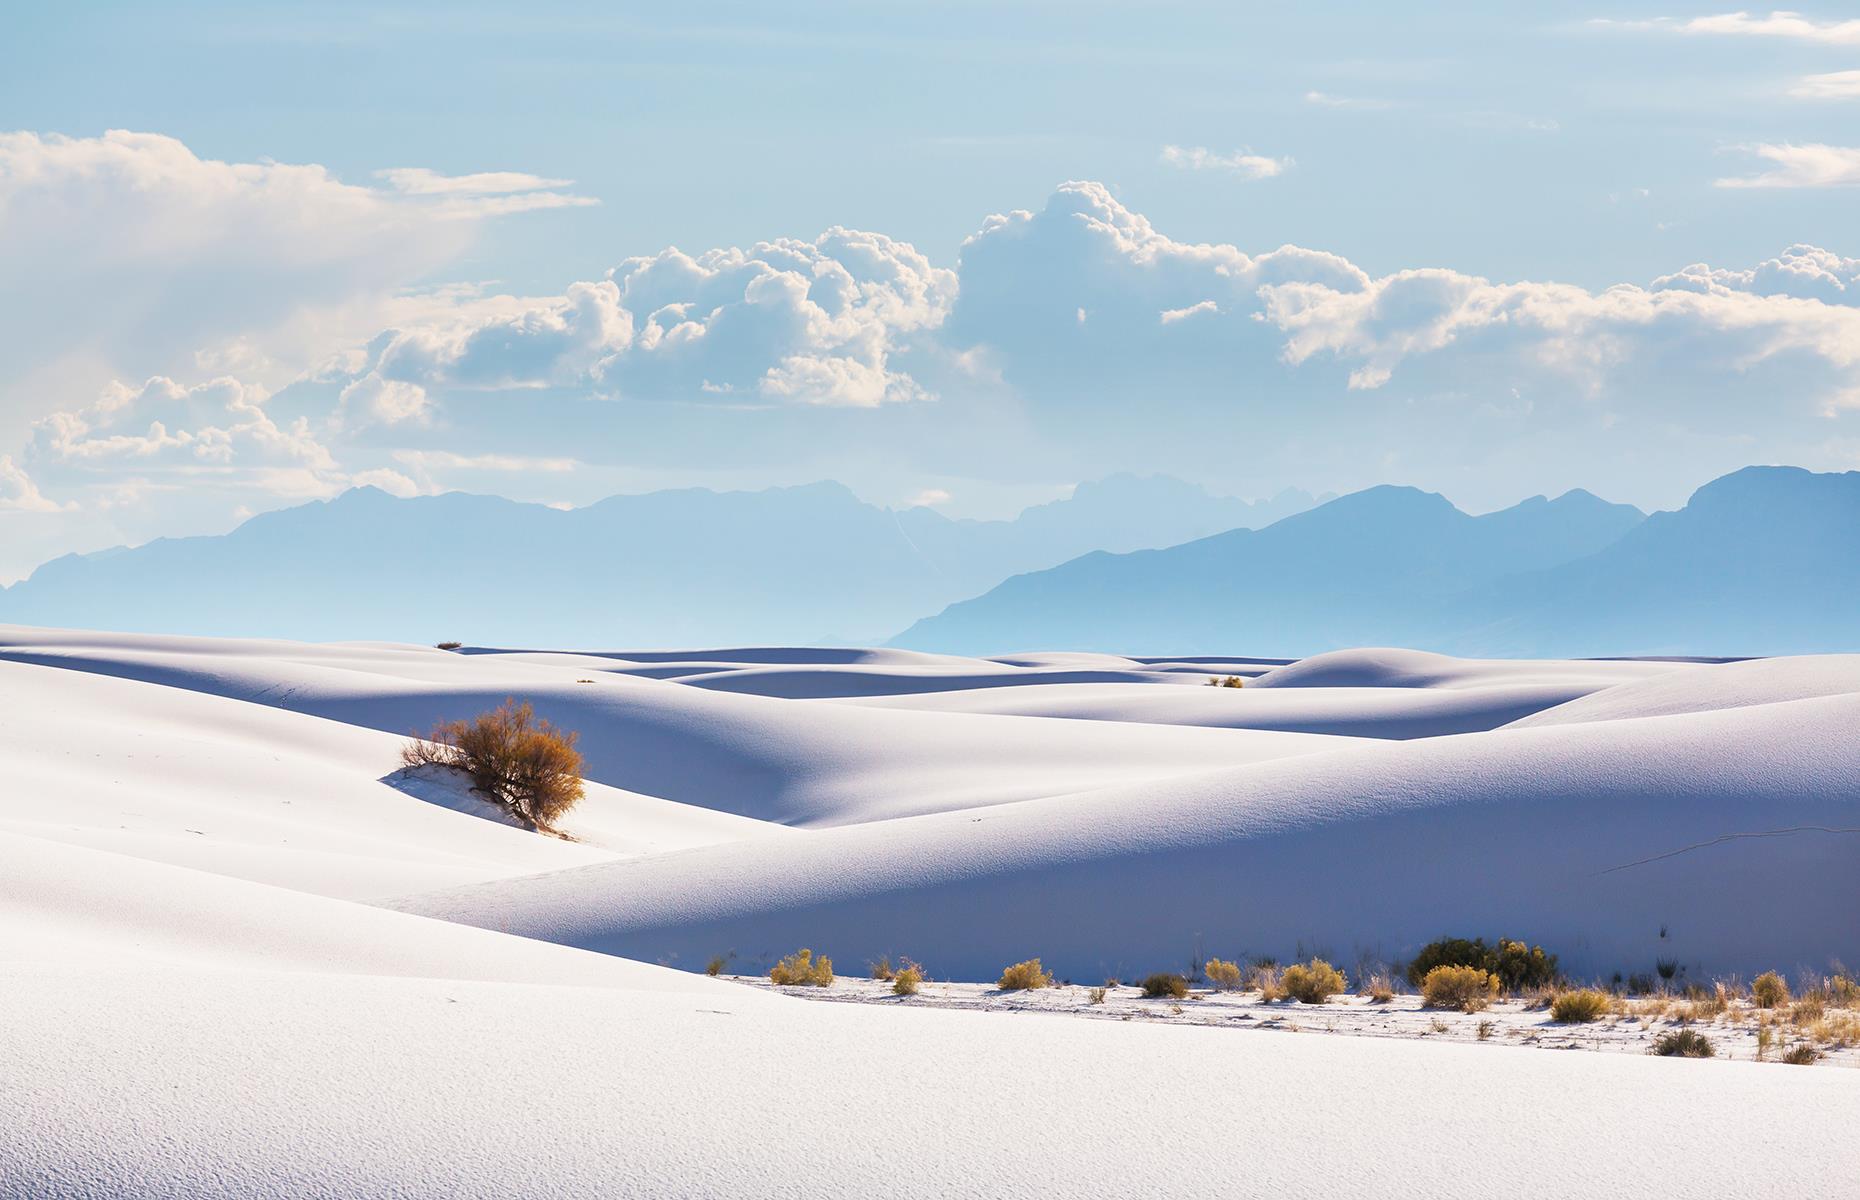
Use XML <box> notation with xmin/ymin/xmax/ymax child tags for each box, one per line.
<box><xmin>894</xmin><ymin>466</ymin><xmax>1860</xmax><ymax>657</ymax></box>
<box><xmin>0</xmin><ymin>474</ymin><xmax>1310</xmax><ymax>646</ymax></box>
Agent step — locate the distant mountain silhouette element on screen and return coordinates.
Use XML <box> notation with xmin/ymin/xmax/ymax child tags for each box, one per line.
<box><xmin>1448</xmin><ymin>466</ymin><xmax>1860</xmax><ymax>656</ymax></box>
<box><xmin>891</xmin><ymin>483</ymin><xmax>1653</xmax><ymax>656</ymax></box>
<box><xmin>0</xmin><ymin>475</ymin><xmax>1314</xmax><ymax>646</ymax></box>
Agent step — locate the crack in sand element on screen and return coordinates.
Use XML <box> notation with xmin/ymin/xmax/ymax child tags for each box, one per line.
<box><xmin>1595</xmin><ymin>825</ymin><xmax>1860</xmax><ymax>876</ymax></box>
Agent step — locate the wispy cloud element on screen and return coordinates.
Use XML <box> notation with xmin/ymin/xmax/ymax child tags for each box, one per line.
<box><xmin>1304</xmin><ymin>90</ymin><xmax>1393</xmax><ymax>111</ymax></box>
<box><xmin>1160</xmin><ymin>145</ymin><xmax>1290</xmax><ymax>178</ymax></box>
<box><xmin>375</xmin><ymin>167</ymin><xmax>597</xmax><ymax>217</ymax></box>
<box><xmin>1591</xmin><ymin>12</ymin><xmax>1860</xmax><ymax>46</ymax></box>
<box><xmin>1716</xmin><ymin>142</ymin><xmax>1860</xmax><ymax>188</ymax></box>
<box><xmin>1791</xmin><ymin>69</ymin><xmax>1860</xmax><ymax>99</ymax></box>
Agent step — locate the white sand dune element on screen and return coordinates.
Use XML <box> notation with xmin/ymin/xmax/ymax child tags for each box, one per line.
<box><xmin>4</xmin><ymin>626</ymin><xmax>1856</xmax><ymax>1195</ymax></box>
<box><xmin>1509</xmin><ymin>653</ymin><xmax>1860</xmax><ymax>727</ymax></box>
<box><xmin>0</xmin><ymin>627</ymin><xmax>1358</xmax><ymax>825</ymax></box>
<box><xmin>395</xmin><ymin>689</ymin><xmax>1860</xmax><ymax>982</ymax></box>
<box><xmin>835</xmin><ymin>680</ymin><xmax>1597</xmax><ymax>738</ymax></box>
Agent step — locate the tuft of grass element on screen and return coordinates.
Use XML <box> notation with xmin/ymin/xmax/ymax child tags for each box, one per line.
<box><xmin>1652</xmin><ymin>1029</ymin><xmax>1716</xmax><ymax>1058</ymax></box>
<box><xmin>1780</xmin><ymin>1043</ymin><xmax>1820</xmax><ymax>1066</ymax></box>
<box><xmin>892</xmin><ymin>961</ymin><xmax>923</xmax><ymax>996</ymax></box>
<box><xmin>704</xmin><ymin>955</ymin><xmax>728</xmax><ymax>978</ymax></box>
<box><xmin>401</xmin><ymin>699</ymin><xmax>585</xmax><ymax>830</ymax></box>
<box><xmin>1088</xmin><ymin>986</ymin><xmax>1108</xmax><ymax>1005</ymax></box>
<box><xmin>1550</xmin><ymin>989</ymin><xmax>1611</xmax><ymax>1024</ymax></box>
<box><xmin>1141</xmin><ymin>973</ymin><xmax>1190</xmax><ymax>999</ymax></box>
<box><xmin>1752</xmin><ymin>971</ymin><xmax>1789</xmax><ymax>1009</ymax></box>
<box><xmin>1476</xmin><ymin>1020</ymin><xmax>1494</xmax><ymax>1041</ymax></box>
<box><xmin>1422</xmin><ymin>965</ymin><xmax>1500</xmax><ymax>1013</ymax></box>
<box><xmin>1253</xmin><ymin>965</ymin><xmax>1285</xmax><ymax>1003</ymax></box>
<box><xmin>1828</xmin><ymin>975</ymin><xmax>1859</xmax><ymax>1007</ymax></box>
<box><xmin>1281</xmin><ymin>958</ymin><xmax>1346</xmax><ymax>1005</ymax></box>
<box><xmin>1359</xmin><ymin>973</ymin><xmax>1396</xmax><ymax>1004</ymax></box>
<box><xmin>869</xmin><ymin>956</ymin><xmax>895</xmax><ymax>982</ymax></box>
<box><xmin>1205</xmin><ymin>958</ymin><xmax>1243</xmax><ymax>991</ymax></box>
<box><xmin>769</xmin><ymin>948</ymin><xmax>834</xmax><ymax>987</ymax></box>
<box><xmin>998</xmin><ymin>958</ymin><xmax>1054</xmax><ymax>991</ymax></box>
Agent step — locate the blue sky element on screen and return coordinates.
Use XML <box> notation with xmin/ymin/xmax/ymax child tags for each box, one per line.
<box><xmin>3</xmin><ymin>3</ymin><xmax>1859</xmax><ymax>577</ymax></box>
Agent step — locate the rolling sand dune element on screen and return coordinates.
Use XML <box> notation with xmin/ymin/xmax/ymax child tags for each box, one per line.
<box><xmin>3</xmin><ymin>628</ymin><xmax>1856</xmax><ymax>1195</ymax></box>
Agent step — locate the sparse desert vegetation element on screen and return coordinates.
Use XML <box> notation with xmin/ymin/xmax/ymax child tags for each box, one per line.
<box><xmin>1652</xmin><ymin>1029</ymin><xmax>1716</xmax><ymax>1058</ymax></box>
<box><xmin>998</xmin><ymin>958</ymin><xmax>1054</xmax><ymax>991</ymax></box>
<box><xmin>1752</xmin><ymin>971</ymin><xmax>1790</xmax><ymax>1009</ymax></box>
<box><xmin>400</xmin><ymin>698</ymin><xmax>585</xmax><ymax>830</ymax></box>
<box><xmin>1206</xmin><ymin>958</ymin><xmax>1243</xmax><ymax>991</ymax></box>
<box><xmin>1205</xmin><ymin>675</ymin><xmax>1245</xmax><ymax>688</ymax></box>
<box><xmin>892</xmin><ymin>962</ymin><xmax>924</xmax><ymax>996</ymax></box>
<box><xmin>1141</xmin><ymin>973</ymin><xmax>1190</xmax><ymax>999</ymax></box>
<box><xmin>769</xmin><ymin>948</ymin><xmax>834</xmax><ymax>987</ymax></box>
<box><xmin>1281</xmin><ymin>959</ymin><xmax>1346</xmax><ymax>1004</ymax></box>
<box><xmin>1422</xmin><ymin>965</ymin><xmax>1500</xmax><ymax>1013</ymax></box>
<box><xmin>1550</xmin><ymin>989</ymin><xmax>1612</xmax><ymax>1024</ymax></box>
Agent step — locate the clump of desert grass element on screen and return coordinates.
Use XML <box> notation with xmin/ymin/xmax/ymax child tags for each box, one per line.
<box><xmin>1141</xmin><ymin>973</ymin><xmax>1190</xmax><ymax>999</ymax></box>
<box><xmin>997</xmin><ymin>958</ymin><xmax>1054</xmax><ymax>991</ymax></box>
<box><xmin>1358</xmin><ymin>972</ymin><xmax>1396</xmax><ymax>1004</ymax></box>
<box><xmin>400</xmin><ymin>698</ymin><xmax>585</xmax><ymax>831</ymax></box>
<box><xmin>769</xmin><ymin>948</ymin><xmax>834</xmax><ymax>987</ymax></box>
<box><xmin>869</xmin><ymin>956</ymin><xmax>896</xmax><ymax>982</ymax></box>
<box><xmin>1205</xmin><ymin>675</ymin><xmax>1245</xmax><ymax>688</ymax></box>
<box><xmin>1549</xmin><ymin>989</ymin><xmax>1611</xmax><ymax>1024</ymax></box>
<box><xmin>1281</xmin><ymin>958</ymin><xmax>1346</xmax><ymax>1004</ymax></box>
<box><xmin>705</xmin><ymin>954</ymin><xmax>729</xmax><ymax>978</ymax></box>
<box><xmin>891</xmin><ymin>960</ymin><xmax>924</xmax><ymax>996</ymax></box>
<box><xmin>1652</xmin><ymin>1029</ymin><xmax>1716</xmax><ymax>1058</ymax></box>
<box><xmin>1088</xmin><ymin>986</ymin><xmax>1108</xmax><ymax>1005</ymax></box>
<box><xmin>1421</xmin><ymin>965</ymin><xmax>1500</xmax><ymax>1013</ymax></box>
<box><xmin>1752</xmin><ymin>971</ymin><xmax>1790</xmax><ymax>1009</ymax></box>
<box><xmin>1780</xmin><ymin>1043</ymin><xmax>1821</xmax><ymax>1066</ymax></box>
<box><xmin>1205</xmin><ymin>958</ymin><xmax>1243</xmax><ymax>991</ymax></box>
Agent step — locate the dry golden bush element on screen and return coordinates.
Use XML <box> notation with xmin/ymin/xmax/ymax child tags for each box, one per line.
<box><xmin>892</xmin><ymin>961</ymin><xmax>923</xmax><ymax>996</ymax></box>
<box><xmin>1205</xmin><ymin>959</ymin><xmax>1243</xmax><ymax>991</ymax></box>
<box><xmin>1422</xmin><ymin>965</ymin><xmax>1500</xmax><ymax>1013</ymax></box>
<box><xmin>1752</xmin><ymin>971</ymin><xmax>1790</xmax><ymax>1009</ymax></box>
<box><xmin>1281</xmin><ymin>958</ymin><xmax>1347</xmax><ymax>1004</ymax></box>
<box><xmin>1088</xmin><ymin>986</ymin><xmax>1108</xmax><ymax>1005</ymax></box>
<box><xmin>1550</xmin><ymin>989</ymin><xmax>1611</xmax><ymax>1023</ymax></box>
<box><xmin>704</xmin><ymin>955</ymin><xmax>727</xmax><ymax>978</ymax></box>
<box><xmin>869</xmin><ymin>956</ymin><xmax>895</xmax><ymax>982</ymax></box>
<box><xmin>1253</xmin><ymin>965</ymin><xmax>1285</xmax><ymax>1002</ymax></box>
<box><xmin>401</xmin><ymin>698</ymin><xmax>585</xmax><ymax>830</ymax></box>
<box><xmin>1828</xmin><ymin>975</ymin><xmax>1859</xmax><ymax>1007</ymax></box>
<box><xmin>769</xmin><ymin>948</ymin><xmax>834</xmax><ymax>987</ymax></box>
<box><xmin>998</xmin><ymin>958</ymin><xmax>1054</xmax><ymax>991</ymax></box>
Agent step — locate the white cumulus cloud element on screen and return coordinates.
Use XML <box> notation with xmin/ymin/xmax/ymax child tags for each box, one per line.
<box><xmin>1716</xmin><ymin>143</ymin><xmax>1860</xmax><ymax>188</ymax></box>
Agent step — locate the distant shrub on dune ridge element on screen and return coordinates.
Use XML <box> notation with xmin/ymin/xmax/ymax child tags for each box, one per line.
<box><xmin>1205</xmin><ymin>959</ymin><xmax>1243</xmax><ymax>991</ymax></box>
<box><xmin>1550</xmin><ymin>989</ymin><xmax>1610</xmax><ymax>1023</ymax></box>
<box><xmin>400</xmin><ymin>698</ymin><xmax>584</xmax><ymax>831</ymax></box>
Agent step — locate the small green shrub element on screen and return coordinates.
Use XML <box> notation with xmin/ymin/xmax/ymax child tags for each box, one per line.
<box><xmin>1205</xmin><ymin>959</ymin><xmax>1243</xmax><ymax>991</ymax></box>
<box><xmin>1422</xmin><ymin>965</ymin><xmax>1500</xmax><ymax>1013</ymax></box>
<box><xmin>1752</xmin><ymin>971</ymin><xmax>1790</xmax><ymax>1009</ymax></box>
<box><xmin>1652</xmin><ymin>1029</ymin><xmax>1716</xmax><ymax>1058</ymax></box>
<box><xmin>1141</xmin><ymin>973</ymin><xmax>1190</xmax><ymax>999</ymax></box>
<box><xmin>1281</xmin><ymin>958</ymin><xmax>1346</xmax><ymax>1004</ymax></box>
<box><xmin>769</xmin><ymin>948</ymin><xmax>834</xmax><ymax>987</ymax></box>
<box><xmin>998</xmin><ymin>958</ymin><xmax>1054</xmax><ymax>991</ymax></box>
<box><xmin>1550</xmin><ymin>989</ymin><xmax>1611</xmax><ymax>1023</ymax></box>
